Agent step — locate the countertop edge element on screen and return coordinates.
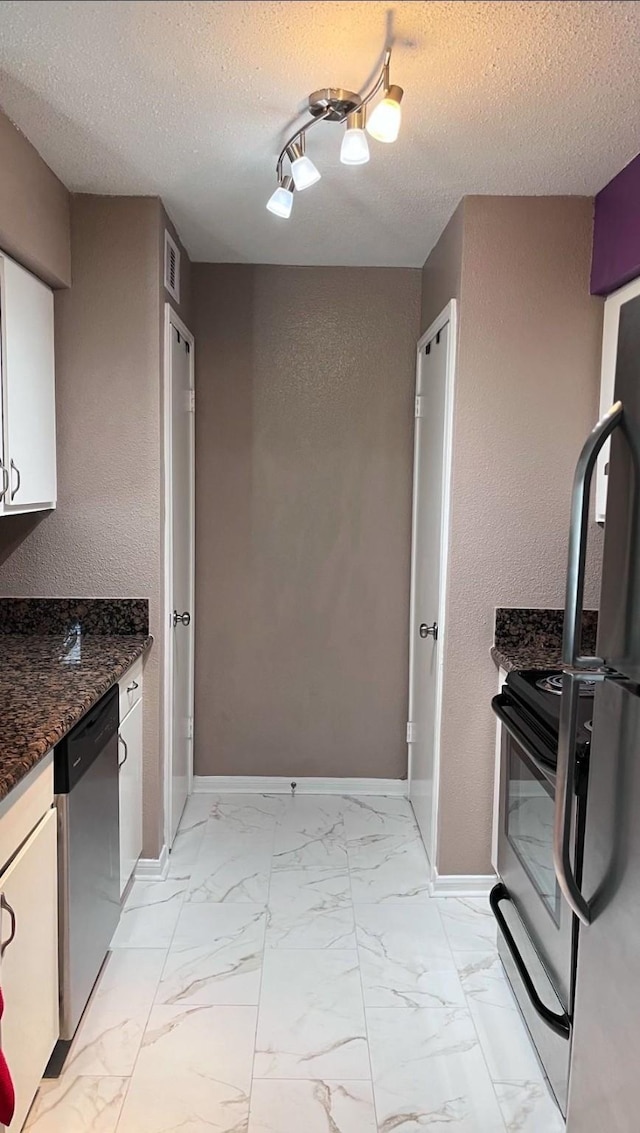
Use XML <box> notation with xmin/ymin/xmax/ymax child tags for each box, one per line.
<box><xmin>491</xmin><ymin>644</ymin><xmax>566</xmax><ymax>674</ymax></box>
<box><xmin>0</xmin><ymin>634</ymin><xmax>153</xmax><ymax>805</ymax></box>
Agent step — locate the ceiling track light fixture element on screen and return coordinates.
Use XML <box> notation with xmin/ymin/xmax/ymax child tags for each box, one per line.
<box><xmin>266</xmin><ymin>47</ymin><xmax>404</xmax><ymax>220</ymax></box>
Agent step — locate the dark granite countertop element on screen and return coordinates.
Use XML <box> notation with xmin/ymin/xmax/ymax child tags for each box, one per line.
<box><xmin>0</xmin><ymin>632</ymin><xmax>152</xmax><ymax>802</ymax></box>
<box><xmin>0</xmin><ymin>598</ymin><xmax>152</xmax><ymax>804</ymax></box>
<box><xmin>492</xmin><ymin>607</ymin><xmax>598</xmax><ymax>674</ymax></box>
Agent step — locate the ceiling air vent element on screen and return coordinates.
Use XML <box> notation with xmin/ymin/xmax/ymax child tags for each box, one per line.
<box><xmin>164</xmin><ymin>230</ymin><xmax>180</xmax><ymax>303</ymax></box>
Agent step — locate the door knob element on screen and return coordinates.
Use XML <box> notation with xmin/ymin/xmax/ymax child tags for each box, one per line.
<box><xmin>419</xmin><ymin>622</ymin><xmax>438</xmax><ymax>641</ymax></box>
<box><xmin>173</xmin><ymin>610</ymin><xmax>191</xmax><ymax>627</ymax></box>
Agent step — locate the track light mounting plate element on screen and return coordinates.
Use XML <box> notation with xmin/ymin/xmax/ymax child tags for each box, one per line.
<box><xmin>308</xmin><ymin>88</ymin><xmax>361</xmax><ymax>122</ymax></box>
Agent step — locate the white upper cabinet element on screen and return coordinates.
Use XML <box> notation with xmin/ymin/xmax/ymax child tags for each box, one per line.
<box><xmin>0</xmin><ymin>254</ymin><xmax>57</xmax><ymax>514</ymax></box>
<box><xmin>595</xmin><ymin>276</ymin><xmax>640</xmax><ymax>524</ymax></box>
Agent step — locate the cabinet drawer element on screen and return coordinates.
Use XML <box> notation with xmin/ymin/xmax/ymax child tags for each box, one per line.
<box><xmin>1</xmin><ymin>808</ymin><xmax>58</xmax><ymax>1131</ymax></box>
<box><xmin>0</xmin><ymin>756</ymin><xmax>53</xmax><ymax>873</ymax></box>
<box><xmin>119</xmin><ymin>657</ymin><xmax>143</xmax><ymax>723</ymax></box>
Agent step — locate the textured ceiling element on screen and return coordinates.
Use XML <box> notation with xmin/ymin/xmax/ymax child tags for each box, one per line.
<box><xmin>0</xmin><ymin>1</ymin><xmax>638</xmax><ymax>266</ymax></box>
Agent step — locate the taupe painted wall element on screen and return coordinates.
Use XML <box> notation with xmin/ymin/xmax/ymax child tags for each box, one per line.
<box><xmin>0</xmin><ymin>107</ymin><xmax>71</xmax><ymax>287</ymax></box>
<box><xmin>422</xmin><ymin>196</ymin><xmax>604</xmax><ymax>876</ymax></box>
<box><xmin>192</xmin><ymin>264</ymin><xmax>422</xmax><ymax>779</ymax></box>
<box><xmin>0</xmin><ymin>195</ymin><xmax>165</xmax><ymax>855</ymax></box>
<box><xmin>421</xmin><ymin>200</ymin><xmax>464</xmax><ymax>329</ymax></box>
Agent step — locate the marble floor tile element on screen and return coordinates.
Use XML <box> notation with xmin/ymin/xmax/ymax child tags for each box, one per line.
<box><xmin>207</xmin><ymin>794</ymin><xmax>285</xmax><ymax>836</ymax></box>
<box><xmin>254</xmin><ymin>949</ymin><xmax>370</xmax><ymax>1079</ymax></box>
<box><xmin>343</xmin><ymin>795</ymin><xmax>417</xmax><ymax>840</ymax></box>
<box><xmin>272</xmin><ymin>814</ymin><xmax>347</xmax><ymax>871</ymax></box>
<box><xmin>24</xmin><ymin>1077</ymin><xmax>128</xmax><ymax>1133</ymax></box>
<box><xmin>166</xmin><ymin>807</ymin><xmax>208</xmax><ymax>881</ymax></box>
<box><xmin>267</xmin><ymin>866</ymin><xmax>355</xmax><ymax>949</ymax></box>
<box><xmin>248</xmin><ymin>1079</ymin><xmax>377</xmax><ymax>1133</ymax></box>
<box><xmin>494</xmin><ymin>1080</ymin><xmax>564</xmax><ymax>1133</ymax></box>
<box><xmin>156</xmin><ymin>903</ymin><xmax>266</xmax><ymax>1006</ymax></box>
<box><xmin>62</xmin><ymin>948</ymin><xmax>166</xmax><ymax>1077</ymax></box>
<box><xmin>116</xmin><ymin>1004</ymin><xmax>257</xmax><ymax>1133</ymax></box>
<box><xmin>355</xmin><ymin>904</ymin><xmax>464</xmax><ymax>1008</ymax></box>
<box><xmin>110</xmin><ymin>880</ymin><xmax>186</xmax><ymax>949</ymax></box>
<box><xmin>187</xmin><ymin>832</ymin><xmax>273</xmax><ymax>903</ymax></box>
<box><xmin>367</xmin><ymin>1006</ymin><xmax>507</xmax><ymax>1132</ymax></box>
<box><xmin>436</xmin><ymin>896</ymin><xmax>498</xmax><ymax>952</ymax></box>
<box><xmin>348</xmin><ymin>832</ymin><xmax>431</xmax><ymax>904</ymax></box>
<box><xmin>454</xmin><ymin>952</ymin><xmax>544</xmax><ymax>1083</ymax></box>
<box><xmin>277</xmin><ymin>796</ymin><xmax>348</xmax><ymax>833</ymax></box>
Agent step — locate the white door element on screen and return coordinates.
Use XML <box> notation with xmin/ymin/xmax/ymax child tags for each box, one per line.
<box><xmin>0</xmin><ymin>255</ymin><xmax>56</xmax><ymax>513</ymax></box>
<box><xmin>168</xmin><ymin>314</ymin><xmax>195</xmax><ymax>845</ymax></box>
<box><xmin>408</xmin><ymin>309</ymin><xmax>455</xmax><ymax>865</ymax></box>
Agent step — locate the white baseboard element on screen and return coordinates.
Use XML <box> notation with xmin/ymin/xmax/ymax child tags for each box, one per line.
<box><xmin>429</xmin><ymin>870</ymin><xmax>497</xmax><ymax>898</ymax></box>
<box><xmin>192</xmin><ymin>775</ymin><xmax>407</xmax><ymax>797</ymax></box>
<box><xmin>135</xmin><ymin>844</ymin><xmax>169</xmax><ymax>881</ymax></box>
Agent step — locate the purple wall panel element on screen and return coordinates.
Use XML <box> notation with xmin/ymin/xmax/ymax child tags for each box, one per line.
<box><xmin>591</xmin><ymin>152</ymin><xmax>640</xmax><ymax>296</ymax></box>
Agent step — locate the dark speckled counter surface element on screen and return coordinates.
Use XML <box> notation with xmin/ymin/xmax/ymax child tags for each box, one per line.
<box><xmin>0</xmin><ymin>599</ymin><xmax>152</xmax><ymax>803</ymax></box>
<box><xmin>492</xmin><ymin>607</ymin><xmax>598</xmax><ymax>673</ymax></box>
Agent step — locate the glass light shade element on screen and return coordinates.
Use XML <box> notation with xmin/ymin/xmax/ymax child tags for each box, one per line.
<box><xmin>366</xmin><ymin>86</ymin><xmax>403</xmax><ymax>143</ymax></box>
<box><xmin>340</xmin><ymin>127</ymin><xmax>370</xmax><ymax>165</ymax></box>
<box><xmin>266</xmin><ymin>184</ymin><xmax>294</xmax><ymax>219</ymax></box>
<box><xmin>290</xmin><ymin>154</ymin><xmax>321</xmax><ymax>190</ymax></box>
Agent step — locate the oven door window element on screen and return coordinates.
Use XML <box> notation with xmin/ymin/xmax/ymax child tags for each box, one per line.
<box><xmin>506</xmin><ymin>739</ymin><xmax>561</xmax><ymax>925</ymax></box>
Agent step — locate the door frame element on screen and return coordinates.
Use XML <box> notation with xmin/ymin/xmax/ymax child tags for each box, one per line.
<box><xmin>407</xmin><ymin>299</ymin><xmax>457</xmax><ymax>870</ymax></box>
<box><xmin>162</xmin><ymin>302</ymin><xmax>196</xmax><ymax>850</ymax></box>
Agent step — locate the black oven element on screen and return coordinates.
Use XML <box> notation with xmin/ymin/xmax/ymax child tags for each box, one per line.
<box><xmin>492</xmin><ymin>681</ymin><xmax>590</xmax><ymax>1116</ymax></box>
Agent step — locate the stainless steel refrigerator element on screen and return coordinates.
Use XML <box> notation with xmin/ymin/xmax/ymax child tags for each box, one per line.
<box><xmin>556</xmin><ymin>291</ymin><xmax>640</xmax><ymax>1131</ymax></box>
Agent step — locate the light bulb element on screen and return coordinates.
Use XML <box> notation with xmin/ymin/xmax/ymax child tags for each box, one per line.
<box><xmin>266</xmin><ymin>177</ymin><xmax>294</xmax><ymax>219</ymax></box>
<box><xmin>290</xmin><ymin>154</ymin><xmax>321</xmax><ymax>190</ymax></box>
<box><xmin>340</xmin><ymin>108</ymin><xmax>370</xmax><ymax>165</ymax></box>
<box><xmin>366</xmin><ymin>84</ymin><xmax>404</xmax><ymax>143</ymax></box>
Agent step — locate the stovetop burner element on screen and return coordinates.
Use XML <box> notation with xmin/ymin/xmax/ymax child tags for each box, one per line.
<box><xmin>535</xmin><ymin>673</ymin><xmax>598</xmax><ymax>696</ymax></box>
<box><xmin>502</xmin><ymin>668</ymin><xmax>594</xmax><ymax>768</ymax></box>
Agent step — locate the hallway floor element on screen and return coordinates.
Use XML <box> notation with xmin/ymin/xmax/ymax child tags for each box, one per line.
<box><xmin>26</xmin><ymin>793</ymin><xmax>563</xmax><ymax>1132</ymax></box>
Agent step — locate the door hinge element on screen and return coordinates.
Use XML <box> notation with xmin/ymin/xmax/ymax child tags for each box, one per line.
<box><xmin>406</xmin><ymin>721</ymin><xmax>417</xmax><ymax>744</ymax></box>
<box><xmin>187</xmin><ymin>716</ymin><xmax>194</xmax><ymax>741</ymax></box>
<box><xmin>188</xmin><ymin>389</ymin><xmax>195</xmax><ymax>413</ymax></box>
<box><xmin>415</xmin><ymin>395</ymin><xmax>426</xmax><ymax>419</ymax></box>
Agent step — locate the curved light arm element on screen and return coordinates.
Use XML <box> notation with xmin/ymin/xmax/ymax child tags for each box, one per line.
<box><xmin>276</xmin><ymin>108</ymin><xmax>332</xmax><ymax>179</ymax></box>
<box><xmin>357</xmin><ymin>48</ymin><xmax>391</xmax><ymax>111</ymax></box>
<box><xmin>274</xmin><ymin>47</ymin><xmax>393</xmax><ymax>178</ymax></box>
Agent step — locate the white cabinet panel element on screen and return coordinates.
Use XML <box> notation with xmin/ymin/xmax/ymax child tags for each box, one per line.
<box><xmin>595</xmin><ymin>276</ymin><xmax>640</xmax><ymax>524</ymax></box>
<box><xmin>119</xmin><ymin>698</ymin><xmax>143</xmax><ymax>896</ymax></box>
<box><xmin>0</xmin><ymin>255</ymin><xmax>56</xmax><ymax>513</ymax></box>
<box><xmin>1</xmin><ymin>808</ymin><xmax>58</xmax><ymax>1132</ymax></box>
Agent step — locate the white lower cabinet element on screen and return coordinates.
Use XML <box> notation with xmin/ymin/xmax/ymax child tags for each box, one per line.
<box><xmin>119</xmin><ymin>696</ymin><xmax>143</xmax><ymax>896</ymax></box>
<box><xmin>1</xmin><ymin>808</ymin><xmax>58</xmax><ymax>1131</ymax></box>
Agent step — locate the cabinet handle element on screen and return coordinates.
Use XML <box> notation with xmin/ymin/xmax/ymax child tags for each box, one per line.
<box><xmin>0</xmin><ymin>895</ymin><xmax>16</xmax><ymax>957</ymax></box>
<box><xmin>0</xmin><ymin>465</ymin><xmax>8</xmax><ymax>502</ymax></box>
<box><xmin>127</xmin><ymin>680</ymin><xmax>139</xmax><ymax>694</ymax></box>
<box><xmin>118</xmin><ymin>733</ymin><xmax>128</xmax><ymax>770</ymax></box>
<box><xmin>9</xmin><ymin>459</ymin><xmax>21</xmax><ymax>501</ymax></box>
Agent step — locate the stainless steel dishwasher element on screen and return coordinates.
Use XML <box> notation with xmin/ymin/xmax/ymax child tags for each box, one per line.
<box><xmin>45</xmin><ymin>685</ymin><xmax>120</xmax><ymax>1075</ymax></box>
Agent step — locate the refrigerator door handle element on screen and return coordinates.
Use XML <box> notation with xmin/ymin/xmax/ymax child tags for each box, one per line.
<box><xmin>554</xmin><ymin>669</ymin><xmax>606</xmax><ymax>925</ymax></box>
<box><xmin>563</xmin><ymin>400</ymin><xmax>623</xmax><ymax>668</ymax></box>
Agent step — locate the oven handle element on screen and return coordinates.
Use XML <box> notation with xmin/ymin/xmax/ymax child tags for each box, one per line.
<box><xmin>491</xmin><ymin>692</ymin><xmax>540</xmax><ymax>758</ymax></box>
<box><xmin>489</xmin><ymin>883</ymin><xmax>571</xmax><ymax>1040</ymax></box>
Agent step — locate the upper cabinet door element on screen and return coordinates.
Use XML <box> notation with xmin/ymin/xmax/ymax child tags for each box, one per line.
<box><xmin>0</xmin><ymin>255</ymin><xmax>57</xmax><ymax>512</ymax></box>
